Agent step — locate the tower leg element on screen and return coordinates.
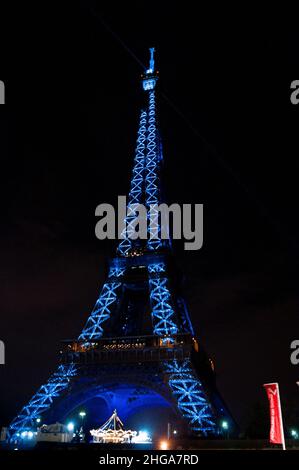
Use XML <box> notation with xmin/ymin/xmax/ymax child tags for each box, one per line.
<box><xmin>8</xmin><ymin>364</ymin><xmax>77</xmax><ymax>441</ymax></box>
<box><xmin>163</xmin><ymin>359</ymin><xmax>218</xmax><ymax>435</ymax></box>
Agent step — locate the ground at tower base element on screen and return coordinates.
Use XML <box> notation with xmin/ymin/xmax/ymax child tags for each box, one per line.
<box><xmin>2</xmin><ymin>438</ymin><xmax>299</xmax><ymax>450</ymax></box>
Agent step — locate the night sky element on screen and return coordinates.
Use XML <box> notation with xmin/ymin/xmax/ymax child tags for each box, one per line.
<box><xmin>0</xmin><ymin>2</ymin><xmax>299</xmax><ymax>433</ymax></box>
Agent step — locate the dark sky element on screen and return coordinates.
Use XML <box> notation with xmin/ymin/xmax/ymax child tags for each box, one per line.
<box><xmin>0</xmin><ymin>2</ymin><xmax>299</xmax><ymax>432</ymax></box>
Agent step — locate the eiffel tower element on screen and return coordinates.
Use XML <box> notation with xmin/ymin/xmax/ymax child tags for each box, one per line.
<box><xmin>8</xmin><ymin>48</ymin><xmax>232</xmax><ymax>440</ymax></box>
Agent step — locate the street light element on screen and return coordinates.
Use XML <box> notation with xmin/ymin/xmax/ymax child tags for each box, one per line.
<box><xmin>78</xmin><ymin>411</ymin><xmax>87</xmax><ymax>442</ymax></box>
<box><xmin>291</xmin><ymin>429</ymin><xmax>298</xmax><ymax>439</ymax></box>
<box><xmin>160</xmin><ymin>440</ymin><xmax>168</xmax><ymax>450</ymax></box>
<box><xmin>67</xmin><ymin>422</ymin><xmax>75</xmax><ymax>432</ymax></box>
<box><xmin>79</xmin><ymin>411</ymin><xmax>86</xmax><ymax>429</ymax></box>
<box><xmin>221</xmin><ymin>420</ymin><xmax>229</xmax><ymax>430</ymax></box>
<box><xmin>36</xmin><ymin>418</ymin><xmax>41</xmax><ymax>424</ymax></box>
<box><xmin>221</xmin><ymin>420</ymin><xmax>229</xmax><ymax>439</ymax></box>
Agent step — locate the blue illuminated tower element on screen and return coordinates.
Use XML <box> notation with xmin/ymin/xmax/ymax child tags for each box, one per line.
<box><xmin>8</xmin><ymin>49</ymin><xmax>233</xmax><ymax>442</ymax></box>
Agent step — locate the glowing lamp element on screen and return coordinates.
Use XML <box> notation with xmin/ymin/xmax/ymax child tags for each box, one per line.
<box><xmin>160</xmin><ymin>440</ymin><xmax>168</xmax><ymax>450</ymax></box>
<box><xmin>221</xmin><ymin>420</ymin><xmax>229</xmax><ymax>430</ymax></box>
<box><xmin>67</xmin><ymin>422</ymin><xmax>75</xmax><ymax>432</ymax></box>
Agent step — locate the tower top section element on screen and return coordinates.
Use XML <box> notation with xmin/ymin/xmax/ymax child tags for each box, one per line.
<box><xmin>147</xmin><ymin>47</ymin><xmax>155</xmax><ymax>74</ymax></box>
<box><xmin>142</xmin><ymin>47</ymin><xmax>158</xmax><ymax>91</ymax></box>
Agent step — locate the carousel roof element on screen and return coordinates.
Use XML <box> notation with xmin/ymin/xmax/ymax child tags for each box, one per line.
<box><xmin>90</xmin><ymin>409</ymin><xmax>136</xmax><ymax>437</ymax></box>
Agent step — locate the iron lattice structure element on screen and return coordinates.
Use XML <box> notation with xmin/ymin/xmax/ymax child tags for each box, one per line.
<box><xmin>9</xmin><ymin>364</ymin><xmax>77</xmax><ymax>435</ymax></box>
<box><xmin>148</xmin><ymin>262</ymin><xmax>179</xmax><ymax>338</ymax></box>
<box><xmin>164</xmin><ymin>360</ymin><xmax>216</xmax><ymax>432</ymax></box>
<box><xmin>78</xmin><ymin>266</ymin><xmax>124</xmax><ymax>341</ymax></box>
<box><xmin>8</xmin><ymin>49</ymin><xmax>232</xmax><ymax>441</ymax></box>
<box><xmin>118</xmin><ymin>110</ymin><xmax>147</xmax><ymax>256</ymax></box>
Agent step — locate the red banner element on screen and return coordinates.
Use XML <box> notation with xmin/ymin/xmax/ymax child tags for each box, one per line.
<box><xmin>263</xmin><ymin>383</ymin><xmax>285</xmax><ymax>448</ymax></box>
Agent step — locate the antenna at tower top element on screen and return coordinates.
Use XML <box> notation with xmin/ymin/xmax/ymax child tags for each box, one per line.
<box><xmin>142</xmin><ymin>47</ymin><xmax>158</xmax><ymax>91</ymax></box>
<box><xmin>147</xmin><ymin>47</ymin><xmax>155</xmax><ymax>74</ymax></box>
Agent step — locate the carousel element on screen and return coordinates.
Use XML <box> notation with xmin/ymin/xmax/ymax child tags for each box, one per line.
<box><xmin>90</xmin><ymin>409</ymin><xmax>136</xmax><ymax>444</ymax></box>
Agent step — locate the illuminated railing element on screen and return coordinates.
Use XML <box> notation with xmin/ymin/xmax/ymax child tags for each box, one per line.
<box><xmin>60</xmin><ymin>334</ymin><xmax>196</xmax><ymax>364</ymax></box>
